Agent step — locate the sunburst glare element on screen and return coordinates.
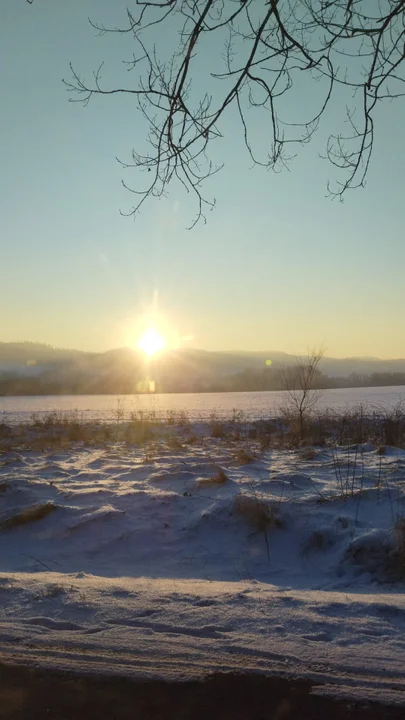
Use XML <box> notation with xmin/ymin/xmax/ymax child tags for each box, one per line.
<box><xmin>137</xmin><ymin>328</ymin><xmax>166</xmax><ymax>356</ymax></box>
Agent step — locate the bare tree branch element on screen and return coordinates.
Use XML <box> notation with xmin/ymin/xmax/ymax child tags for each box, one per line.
<box><xmin>29</xmin><ymin>0</ymin><xmax>405</xmax><ymax>225</ymax></box>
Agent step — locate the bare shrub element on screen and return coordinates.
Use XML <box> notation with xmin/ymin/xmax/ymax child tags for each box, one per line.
<box><xmin>230</xmin><ymin>409</ymin><xmax>243</xmax><ymax>423</ymax></box>
<box><xmin>304</xmin><ymin>411</ymin><xmax>332</xmax><ymax>446</ymax></box>
<box><xmin>332</xmin><ymin>445</ymin><xmax>364</xmax><ymax>500</ymax></box>
<box><xmin>302</xmin><ymin>530</ymin><xmax>328</xmax><ymax>555</ymax></box>
<box><xmin>166</xmin><ymin>409</ymin><xmax>189</xmax><ymax>427</ymax></box>
<box><xmin>299</xmin><ymin>447</ymin><xmax>317</xmax><ymax>461</ymax></box>
<box><xmin>67</xmin><ymin>423</ymin><xmax>87</xmax><ymax>442</ymax></box>
<box><xmin>127</xmin><ymin>413</ymin><xmax>156</xmax><ymax>444</ymax></box>
<box><xmin>137</xmin><ymin>426</ymin><xmax>155</xmax><ymax>444</ymax></box>
<box><xmin>114</xmin><ymin>398</ymin><xmax>126</xmax><ymax>424</ymax></box>
<box><xmin>44</xmin><ymin>584</ymin><xmax>65</xmax><ymax>598</ymax></box>
<box><xmin>0</xmin><ymin>424</ymin><xmax>13</xmax><ymax>440</ymax></box>
<box><xmin>141</xmin><ymin>450</ymin><xmax>155</xmax><ymax>465</ymax></box>
<box><xmin>129</xmin><ymin>409</ymin><xmax>158</xmax><ymax>426</ymax></box>
<box><xmin>102</xmin><ymin>425</ymin><xmax>113</xmax><ymax>441</ymax></box>
<box><xmin>346</xmin><ymin>523</ymin><xmax>405</xmax><ymax>583</ymax></box>
<box><xmin>177</xmin><ymin>410</ymin><xmax>190</xmax><ymax>428</ymax></box>
<box><xmin>166</xmin><ymin>435</ymin><xmax>183</xmax><ymax>451</ymax></box>
<box><xmin>29</xmin><ymin>410</ymin><xmax>82</xmax><ymax>429</ymax></box>
<box><xmin>235</xmin><ymin>448</ymin><xmax>255</xmax><ymax>466</ymax></box>
<box><xmin>233</xmin><ymin>493</ymin><xmax>283</xmax><ymax>533</ymax></box>
<box><xmin>197</xmin><ymin>466</ymin><xmax>228</xmax><ymax>487</ymax></box>
<box><xmin>381</xmin><ymin>403</ymin><xmax>405</xmax><ymax>447</ymax></box>
<box><xmin>1</xmin><ymin>503</ymin><xmax>56</xmax><ymax>530</ymax></box>
<box><xmin>344</xmin><ymin>536</ymin><xmax>394</xmax><ymax>581</ymax></box>
<box><xmin>210</xmin><ymin>413</ymin><xmax>225</xmax><ymax>439</ymax></box>
<box><xmin>393</xmin><ymin>517</ymin><xmax>405</xmax><ymax>578</ymax></box>
<box><xmin>258</xmin><ymin>433</ymin><xmax>272</xmax><ymax>452</ymax></box>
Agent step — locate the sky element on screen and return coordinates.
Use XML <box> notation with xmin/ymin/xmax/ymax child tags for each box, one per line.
<box><xmin>1</xmin><ymin>0</ymin><xmax>404</xmax><ymax>359</ymax></box>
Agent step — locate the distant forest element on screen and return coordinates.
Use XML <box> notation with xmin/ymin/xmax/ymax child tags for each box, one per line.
<box><xmin>1</xmin><ymin>368</ymin><xmax>405</xmax><ymax>396</ymax></box>
<box><xmin>1</xmin><ymin>343</ymin><xmax>405</xmax><ymax>396</ymax></box>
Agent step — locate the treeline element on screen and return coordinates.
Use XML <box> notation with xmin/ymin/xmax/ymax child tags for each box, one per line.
<box><xmin>171</xmin><ymin>369</ymin><xmax>405</xmax><ymax>393</ymax></box>
<box><xmin>2</xmin><ymin>367</ymin><xmax>405</xmax><ymax>396</ymax></box>
<box><xmin>0</xmin><ymin>371</ymin><xmax>141</xmax><ymax>397</ymax></box>
<box><xmin>199</xmin><ymin>369</ymin><xmax>405</xmax><ymax>393</ymax></box>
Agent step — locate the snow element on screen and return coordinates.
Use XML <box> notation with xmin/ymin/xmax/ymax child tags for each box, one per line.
<box><xmin>1</xmin><ymin>384</ymin><xmax>405</xmax><ymax>424</ymax></box>
<box><xmin>1</xmin><ymin>425</ymin><xmax>405</xmax><ymax>704</ymax></box>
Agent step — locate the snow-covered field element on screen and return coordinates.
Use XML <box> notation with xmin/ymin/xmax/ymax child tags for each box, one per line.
<box><xmin>1</xmin><ymin>424</ymin><xmax>405</xmax><ymax>705</ymax></box>
<box><xmin>1</xmin><ymin>384</ymin><xmax>405</xmax><ymax>423</ymax></box>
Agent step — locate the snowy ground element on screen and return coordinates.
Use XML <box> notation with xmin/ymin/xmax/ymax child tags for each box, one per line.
<box><xmin>1</xmin><ymin>424</ymin><xmax>405</xmax><ymax>705</ymax></box>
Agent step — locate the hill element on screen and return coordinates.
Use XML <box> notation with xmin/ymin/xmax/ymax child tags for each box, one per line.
<box><xmin>1</xmin><ymin>342</ymin><xmax>405</xmax><ymax>395</ymax></box>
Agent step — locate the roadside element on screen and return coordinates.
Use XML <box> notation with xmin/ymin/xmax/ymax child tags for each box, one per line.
<box><xmin>1</xmin><ymin>662</ymin><xmax>404</xmax><ymax>720</ymax></box>
<box><xmin>1</xmin><ymin>574</ymin><xmax>405</xmax><ymax>713</ymax></box>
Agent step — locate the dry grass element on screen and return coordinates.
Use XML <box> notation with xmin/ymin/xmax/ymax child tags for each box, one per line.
<box><xmin>211</xmin><ymin>422</ymin><xmax>225</xmax><ymax>439</ymax></box>
<box><xmin>393</xmin><ymin>517</ymin><xmax>405</xmax><ymax>577</ymax></box>
<box><xmin>166</xmin><ymin>435</ymin><xmax>184</xmax><ymax>451</ymax></box>
<box><xmin>43</xmin><ymin>584</ymin><xmax>66</xmax><ymax>598</ymax></box>
<box><xmin>233</xmin><ymin>493</ymin><xmax>282</xmax><ymax>532</ymax></box>
<box><xmin>235</xmin><ymin>448</ymin><xmax>255</xmax><ymax>465</ymax></box>
<box><xmin>1</xmin><ymin>503</ymin><xmax>56</xmax><ymax>530</ymax></box>
<box><xmin>302</xmin><ymin>530</ymin><xmax>327</xmax><ymax>556</ymax></box>
<box><xmin>209</xmin><ymin>412</ymin><xmax>226</xmax><ymax>439</ymax></box>
<box><xmin>197</xmin><ymin>466</ymin><xmax>228</xmax><ymax>487</ymax></box>
<box><xmin>344</xmin><ymin>521</ymin><xmax>405</xmax><ymax>583</ymax></box>
<box><xmin>66</xmin><ymin>424</ymin><xmax>88</xmax><ymax>442</ymax></box>
<box><xmin>0</xmin><ymin>423</ymin><xmax>13</xmax><ymax>440</ymax></box>
<box><xmin>141</xmin><ymin>452</ymin><xmax>156</xmax><ymax>465</ymax></box>
<box><xmin>299</xmin><ymin>447</ymin><xmax>317</xmax><ymax>461</ymax></box>
<box><xmin>258</xmin><ymin>433</ymin><xmax>272</xmax><ymax>452</ymax></box>
<box><xmin>125</xmin><ymin>424</ymin><xmax>155</xmax><ymax>445</ymax></box>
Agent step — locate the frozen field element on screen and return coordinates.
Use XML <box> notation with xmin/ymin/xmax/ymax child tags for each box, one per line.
<box><xmin>1</xmin><ymin>384</ymin><xmax>405</xmax><ymax>424</ymax></box>
<box><xmin>1</xmin><ymin>422</ymin><xmax>405</xmax><ymax>705</ymax></box>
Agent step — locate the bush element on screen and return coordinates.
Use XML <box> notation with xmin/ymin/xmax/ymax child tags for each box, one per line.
<box><xmin>381</xmin><ymin>403</ymin><xmax>405</xmax><ymax>447</ymax></box>
<box><xmin>0</xmin><ymin>423</ymin><xmax>13</xmax><ymax>439</ymax></box>
<box><xmin>166</xmin><ymin>435</ymin><xmax>183</xmax><ymax>450</ymax></box>
<box><xmin>299</xmin><ymin>447</ymin><xmax>317</xmax><ymax>461</ymax></box>
<box><xmin>302</xmin><ymin>530</ymin><xmax>330</xmax><ymax>556</ymax></box>
<box><xmin>233</xmin><ymin>493</ymin><xmax>283</xmax><ymax>532</ymax></box>
<box><xmin>210</xmin><ymin>412</ymin><xmax>226</xmax><ymax>438</ymax></box>
<box><xmin>393</xmin><ymin>517</ymin><xmax>405</xmax><ymax>577</ymax></box>
<box><xmin>235</xmin><ymin>448</ymin><xmax>255</xmax><ymax>465</ymax></box>
<box><xmin>197</xmin><ymin>466</ymin><xmax>228</xmax><ymax>487</ymax></box>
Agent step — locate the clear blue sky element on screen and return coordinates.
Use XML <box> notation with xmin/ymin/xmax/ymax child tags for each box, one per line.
<box><xmin>1</xmin><ymin>0</ymin><xmax>404</xmax><ymax>358</ymax></box>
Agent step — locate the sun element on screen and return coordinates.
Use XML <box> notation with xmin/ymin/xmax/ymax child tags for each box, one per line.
<box><xmin>137</xmin><ymin>328</ymin><xmax>166</xmax><ymax>356</ymax></box>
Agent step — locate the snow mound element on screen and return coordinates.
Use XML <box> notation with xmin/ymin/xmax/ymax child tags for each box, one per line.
<box><xmin>1</xmin><ymin>434</ymin><xmax>405</xmax><ymax>702</ymax></box>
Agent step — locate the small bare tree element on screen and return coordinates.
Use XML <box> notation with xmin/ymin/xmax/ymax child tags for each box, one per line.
<box><xmin>281</xmin><ymin>347</ymin><xmax>325</xmax><ymax>441</ymax></box>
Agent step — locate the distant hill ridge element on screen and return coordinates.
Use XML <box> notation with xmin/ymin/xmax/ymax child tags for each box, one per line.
<box><xmin>1</xmin><ymin>342</ymin><xmax>405</xmax><ymax>395</ymax></box>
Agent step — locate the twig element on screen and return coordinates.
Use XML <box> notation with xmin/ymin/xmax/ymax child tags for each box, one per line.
<box><xmin>22</xmin><ymin>554</ymin><xmax>54</xmax><ymax>572</ymax></box>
